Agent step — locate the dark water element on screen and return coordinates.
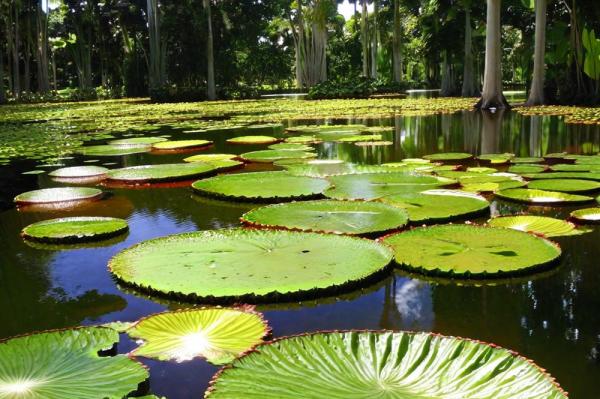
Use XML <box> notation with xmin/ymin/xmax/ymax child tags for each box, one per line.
<box><xmin>1</xmin><ymin>109</ymin><xmax>600</xmax><ymax>398</ymax></box>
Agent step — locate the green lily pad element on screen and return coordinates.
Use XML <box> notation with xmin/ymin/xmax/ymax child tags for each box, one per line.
<box><xmin>226</xmin><ymin>136</ymin><xmax>279</xmax><ymax>144</ymax></box>
<box><xmin>466</xmin><ymin>167</ymin><xmax>498</xmax><ymax>174</ymax></box>
<box><xmin>336</xmin><ymin>134</ymin><xmax>383</xmax><ymax>143</ymax></box>
<box><xmin>549</xmin><ymin>164</ymin><xmax>599</xmax><ymax>172</ymax></box>
<box><xmin>423</xmin><ymin>152</ymin><xmax>473</xmax><ymax>161</ymax></box>
<box><xmin>268</xmin><ymin>143</ymin><xmax>314</xmax><ymax>151</ymax></box>
<box><xmin>523</xmin><ymin>172</ymin><xmax>600</xmax><ymax>181</ymax></box>
<box><xmin>107</xmin><ymin>163</ymin><xmax>218</xmax><ymax>183</ymax></box>
<box><xmin>0</xmin><ymin>327</ymin><xmax>148</xmax><ymax>399</ymax></box>
<box><xmin>14</xmin><ymin>187</ymin><xmax>104</xmax><ymax>205</ymax></box>
<box><xmin>241</xmin><ymin>200</ymin><xmax>409</xmax><ymax>236</ymax></box>
<box><xmin>21</xmin><ymin>217</ymin><xmax>129</xmax><ymax>243</ymax></box>
<box><xmin>127</xmin><ymin>307</ymin><xmax>269</xmax><ymax>364</ymax></box>
<box><xmin>192</xmin><ymin>171</ymin><xmax>330</xmax><ymax>202</ymax></box>
<box><xmin>245</xmin><ymin>123</ymin><xmax>284</xmax><ymax>131</ymax></box>
<box><xmin>570</xmin><ymin>207</ymin><xmax>600</xmax><ymax>224</ymax></box>
<box><xmin>488</xmin><ymin>215</ymin><xmax>582</xmax><ymax>237</ymax></box>
<box><xmin>324</xmin><ymin>173</ymin><xmax>456</xmax><ymax>200</ymax></box>
<box><xmin>382</xmin><ymin>224</ymin><xmax>561</xmax><ymax>277</ymax></box>
<box><xmin>283</xmin><ymin>135</ymin><xmax>322</xmax><ymax>144</ymax></box>
<box><xmin>184</xmin><ymin>153</ymin><xmax>237</xmax><ymax>163</ymax></box>
<box><xmin>49</xmin><ymin>166</ymin><xmax>109</xmax><ymax>178</ymax></box>
<box><xmin>496</xmin><ymin>188</ymin><xmax>593</xmax><ymax>205</ymax></box>
<box><xmin>527</xmin><ymin>179</ymin><xmax>600</xmax><ymax>193</ymax></box>
<box><xmin>461</xmin><ymin>180</ymin><xmax>528</xmax><ymax>193</ymax></box>
<box><xmin>402</xmin><ymin>158</ymin><xmax>431</xmax><ymax>164</ymax></box>
<box><xmin>477</xmin><ymin>153</ymin><xmax>514</xmax><ymax>164</ymax></box>
<box><xmin>283</xmin><ymin>161</ymin><xmax>396</xmax><ymax>177</ymax></box>
<box><xmin>511</xmin><ymin>156</ymin><xmax>545</xmax><ymax>164</ymax></box>
<box><xmin>109</xmin><ymin>229</ymin><xmax>393</xmax><ymax>302</ymax></box>
<box><xmin>109</xmin><ymin>137</ymin><xmax>168</xmax><ymax>146</ymax></box>
<box><xmin>152</xmin><ymin>140</ymin><xmax>212</xmax><ymax>150</ymax></box>
<box><xmin>22</xmin><ymin>170</ymin><xmax>46</xmax><ymax>175</ymax></box>
<box><xmin>508</xmin><ymin>164</ymin><xmax>546</xmax><ymax>174</ymax></box>
<box><xmin>380</xmin><ymin>190</ymin><xmax>489</xmax><ymax>223</ymax></box>
<box><xmin>79</xmin><ymin>145</ymin><xmax>151</xmax><ymax>157</ymax></box>
<box><xmin>205</xmin><ymin>331</ymin><xmax>566</xmax><ymax>399</ymax></box>
<box><xmin>354</xmin><ymin>140</ymin><xmax>393</xmax><ymax>146</ymax></box>
<box><xmin>240</xmin><ymin>150</ymin><xmax>316</xmax><ymax>163</ymax></box>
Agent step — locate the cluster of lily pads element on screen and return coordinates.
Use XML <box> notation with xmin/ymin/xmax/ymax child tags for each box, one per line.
<box><xmin>12</xmin><ymin>124</ymin><xmax>600</xmax><ymax>397</ymax></box>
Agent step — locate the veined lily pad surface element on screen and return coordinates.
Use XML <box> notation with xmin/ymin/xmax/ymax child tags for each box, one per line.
<box><xmin>488</xmin><ymin>215</ymin><xmax>582</xmax><ymax>237</ymax></box>
<box><xmin>21</xmin><ymin>217</ymin><xmax>129</xmax><ymax>243</ymax></box>
<box><xmin>78</xmin><ymin>145</ymin><xmax>151</xmax><ymax>157</ymax></box>
<box><xmin>240</xmin><ymin>150</ymin><xmax>316</xmax><ymax>163</ymax></box>
<box><xmin>48</xmin><ymin>165</ymin><xmax>109</xmax><ymax>178</ymax></box>
<box><xmin>206</xmin><ymin>331</ymin><xmax>567</xmax><ymax>399</ymax></box>
<box><xmin>109</xmin><ymin>137</ymin><xmax>168</xmax><ymax>146</ymax></box>
<box><xmin>151</xmin><ymin>140</ymin><xmax>212</xmax><ymax>150</ymax></box>
<box><xmin>14</xmin><ymin>187</ymin><xmax>103</xmax><ymax>205</ymax></box>
<box><xmin>241</xmin><ymin>200</ymin><xmax>409</xmax><ymax>235</ymax></box>
<box><xmin>226</xmin><ymin>136</ymin><xmax>279</xmax><ymax>144</ymax></box>
<box><xmin>109</xmin><ymin>229</ymin><xmax>393</xmax><ymax>302</ymax></box>
<box><xmin>496</xmin><ymin>188</ymin><xmax>593</xmax><ymax>205</ymax></box>
<box><xmin>127</xmin><ymin>308</ymin><xmax>269</xmax><ymax>364</ymax></box>
<box><xmin>191</xmin><ymin>171</ymin><xmax>330</xmax><ymax>202</ymax></box>
<box><xmin>527</xmin><ymin>178</ymin><xmax>600</xmax><ymax>193</ymax></box>
<box><xmin>107</xmin><ymin>163</ymin><xmax>218</xmax><ymax>183</ymax></box>
<box><xmin>184</xmin><ymin>153</ymin><xmax>237</xmax><ymax>163</ymax></box>
<box><xmin>570</xmin><ymin>207</ymin><xmax>600</xmax><ymax>223</ymax></box>
<box><xmin>423</xmin><ymin>152</ymin><xmax>473</xmax><ymax>161</ymax></box>
<box><xmin>382</xmin><ymin>224</ymin><xmax>561</xmax><ymax>277</ymax></box>
<box><xmin>0</xmin><ymin>327</ymin><xmax>148</xmax><ymax>399</ymax></box>
<box><xmin>267</xmin><ymin>143</ymin><xmax>314</xmax><ymax>151</ymax></box>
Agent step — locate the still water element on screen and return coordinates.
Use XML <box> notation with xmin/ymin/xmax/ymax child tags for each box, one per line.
<box><xmin>0</xmin><ymin>109</ymin><xmax>599</xmax><ymax>398</ymax></box>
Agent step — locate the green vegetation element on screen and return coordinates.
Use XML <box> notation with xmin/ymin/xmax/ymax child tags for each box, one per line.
<box><xmin>21</xmin><ymin>216</ymin><xmax>128</xmax><ymax>243</ymax></box>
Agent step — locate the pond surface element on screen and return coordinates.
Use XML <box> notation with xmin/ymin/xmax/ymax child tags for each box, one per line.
<box><xmin>0</xmin><ymin>108</ymin><xmax>599</xmax><ymax>398</ymax></box>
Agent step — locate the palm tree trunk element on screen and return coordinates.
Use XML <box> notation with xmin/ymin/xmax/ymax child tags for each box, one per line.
<box><xmin>361</xmin><ymin>0</ymin><xmax>369</xmax><ymax>77</ymax></box>
<box><xmin>461</xmin><ymin>5</ymin><xmax>478</xmax><ymax>96</ymax></box>
<box><xmin>370</xmin><ymin>0</ymin><xmax>378</xmax><ymax>79</ymax></box>
<box><xmin>525</xmin><ymin>0</ymin><xmax>547</xmax><ymax>105</ymax></box>
<box><xmin>0</xmin><ymin>48</ymin><xmax>6</xmax><ymax>104</ymax></box>
<box><xmin>392</xmin><ymin>0</ymin><xmax>402</xmax><ymax>83</ymax></box>
<box><xmin>476</xmin><ymin>0</ymin><xmax>509</xmax><ymax>109</ymax></box>
<box><xmin>204</xmin><ymin>0</ymin><xmax>216</xmax><ymax>100</ymax></box>
<box><xmin>12</xmin><ymin>2</ymin><xmax>21</xmax><ymax>98</ymax></box>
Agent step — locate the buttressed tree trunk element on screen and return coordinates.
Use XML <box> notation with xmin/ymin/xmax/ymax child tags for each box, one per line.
<box><xmin>476</xmin><ymin>0</ymin><xmax>509</xmax><ymax>109</ymax></box>
<box><xmin>461</xmin><ymin>4</ymin><xmax>479</xmax><ymax>96</ymax></box>
<box><xmin>361</xmin><ymin>0</ymin><xmax>369</xmax><ymax>77</ymax></box>
<box><xmin>392</xmin><ymin>0</ymin><xmax>402</xmax><ymax>83</ymax></box>
<box><xmin>526</xmin><ymin>0</ymin><xmax>547</xmax><ymax>106</ymax></box>
<box><xmin>204</xmin><ymin>0</ymin><xmax>216</xmax><ymax>100</ymax></box>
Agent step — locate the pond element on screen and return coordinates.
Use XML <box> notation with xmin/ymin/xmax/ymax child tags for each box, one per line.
<box><xmin>0</xmin><ymin>103</ymin><xmax>599</xmax><ymax>398</ymax></box>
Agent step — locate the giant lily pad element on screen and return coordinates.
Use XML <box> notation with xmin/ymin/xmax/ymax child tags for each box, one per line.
<box><xmin>496</xmin><ymin>188</ymin><xmax>593</xmax><ymax>205</ymax></box>
<box><xmin>423</xmin><ymin>152</ymin><xmax>473</xmax><ymax>161</ymax></box>
<box><xmin>508</xmin><ymin>164</ymin><xmax>546</xmax><ymax>174</ymax></box>
<box><xmin>241</xmin><ymin>200</ymin><xmax>408</xmax><ymax>236</ymax></box>
<box><xmin>226</xmin><ymin>136</ymin><xmax>279</xmax><ymax>145</ymax></box>
<box><xmin>324</xmin><ymin>173</ymin><xmax>455</xmax><ymax>200</ymax></box>
<box><xmin>570</xmin><ymin>207</ymin><xmax>600</xmax><ymax>224</ymax></box>
<box><xmin>14</xmin><ymin>187</ymin><xmax>103</xmax><ymax>205</ymax></box>
<box><xmin>0</xmin><ymin>327</ymin><xmax>148</xmax><ymax>398</ymax></box>
<box><xmin>205</xmin><ymin>331</ymin><xmax>567</xmax><ymax>399</ymax></box>
<box><xmin>79</xmin><ymin>145</ymin><xmax>151</xmax><ymax>157</ymax></box>
<box><xmin>49</xmin><ymin>166</ymin><xmax>109</xmax><ymax>178</ymax></box>
<box><xmin>184</xmin><ymin>153</ymin><xmax>237</xmax><ymax>163</ymax></box>
<box><xmin>527</xmin><ymin>179</ymin><xmax>600</xmax><ymax>193</ymax></box>
<box><xmin>477</xmin><ymin>153</ymin><xmax>514</xmax><ymax>164</ymax></box>
<box><xmin>268</xmin><ymin>143</ymin><xmax>314</xmax><ymax>151</ymax></box>
<box><xmin>380</xmin><ymin>190</ymin><xmax>490</xmax><ymax>223</ymax></box>
<box><xmin>488</xmin><ymin>215</ymin><xmax>583</xmax><ymax>237</ymax></box>
<box><xmin>109</xmin><ymin>229</ymin><xmax>392</xmax><ymax>302</ymax></box>
<box><xmin>107</xmin><ymin>163</ymin><xmax>218</xmax><ymax>183</ymax></box>
<box><xmin>127</xmin><ymin>308</ymin><xmax>269</xmax><ymax>364</ymax></box>
<box><xmin>21</xmin><ymin>216</ymin><xmax>129</xmax><ymax>243</ymax></box>
<box><xmin>109</xmin><ymin>137</ymin><xmax>168</xmax><ymax>147</ymax></box>
<box><xmin>191</xmin><ymin>171</ymin><xmax>330</xmax><ymax>202</ymax></box>
<box><xmin>522</xmin><ymin>172</ymin><xmax>600</xmax><ymax>181</ymax></box>
<box><xmin>152</xmin><ymin>140</ymin><xmax>212</xmax><ymax>151</ymax></box>
<box><xmin>382</xmin><ymin>224</ymin><xmax>561</xmax><ymax>277</ymax></box>
<box><xmin>240</xmin><ymin>150</ymin><xmax>316</xmax><ymax>163</ymax></box>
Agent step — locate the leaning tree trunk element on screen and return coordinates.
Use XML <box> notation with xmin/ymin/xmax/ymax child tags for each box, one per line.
<box><xmin>476</xmin><ymin>0</ymin><xmax>509</xmax><ymax>109</ymax></box>
<box><xmin>204</xmin><ymin>0</ymin><xmax>216</xmax><ymax>100</ymax></box>
<box><xmin>361</xmin><ymin>0</ymin><xmax>369</xmax><ymax>77</ymax></box>
<box><xmin>462</xmin><ymin>6</ymin><xmax>479</xmax><ymax>96</ymax></box>
<box><xmin>392</xmin><ymin>0</ymin><xmax>402</xmax><ymax>83</ymax></box>
<box><xmin>525</xmin><ymin>0</ymin><xmax>547</xmax><ymax>106</ymax></box>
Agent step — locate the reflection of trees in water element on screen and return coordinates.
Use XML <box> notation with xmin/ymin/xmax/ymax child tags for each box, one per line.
<box><xmin>480</xmin><ymin>109</ymin><xmax>504</xmax><ymax>154</ymax></box>
<box><xmin>380</xmin><ymin>276</ymin><xmax>434</xmax><ymax>331</ymax></box>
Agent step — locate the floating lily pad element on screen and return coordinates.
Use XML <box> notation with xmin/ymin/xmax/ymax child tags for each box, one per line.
<box><xmin>109</xmin><ymin>229</ymin><xmax>393</xmax><ymax>302</ymax></box>
<box><xmin>324</xmin><ymin>173</ymin><xmax>455</xmax><ymax>200</ymax></box>
<box><xmin>109</xmin><ymin>137</ymin><xmax>168</xmax><ymax>146</ymax></box>
<box><xmin>14</xmin><ymin>187</ymin><xmax>104</xmax><ymax>205</ymax></box>
<box><xmin>496</xmin><ymin>188</ymin><xmax>593</xmax><ymax>205</ymax></box>
<box><xmin>488</xmin><ymin>215</ymin><xmax>582</xmax><ymax>237</ymax></box>
<box><xmin>382</xmin><ymin>224</ymin><xmax>561</xmax><ymax>277</ymax></box>
<box><xmin>512</xmin><ymin>156</ymin><xmax>545</xmax><ymax>164</ymax></box>
<box><xmin>354</xmin><ymin>140</ymin><xmax>393</xmax><ymax>146</ymax></box>
<box><xmin>508</xmin><ymin>164</ymin><xmax>546</xmax><ymax>174</ymax></box>
<box><xmin>184</xmin><ymin>153</ymin><xmax>237</xmax><ymax>163</ymax></box>
<box><xmin>283</xmin><ymin>161</ymin><xmax>397</xmax><ymax>177</ymax></box>
<box><xmin>461</xmin><ymin>180</ymin><xmax>527</xmax><ymax>193</ymax></box>
<box><xmin>107</xmin><ymin>163</ymin><xmax>218</xmax><ymax>183</ymax></box>
<box><xmin>245</xmin><ymin>123</ymin><xmax>284</xmax><ymax>131</ymax></box>
<box><xmin>477</xmin><ymin>153</ymin><xmax>514</xmax><ymax>164</ymax></box>
<box><xmin>152</xmin><ymin>140</ymin><xmax>212</xmax><ymax>151</ymax></box>
<box><xmin>549</xmin><ymin>163</ymin><xmax>599</xmax><ymax>172</ymax></box>
<box><xmin>22</xmin><ymin>170</ymin><xmax>46</xmax><ymax>175</ymax></box>
<box><xmin>240</xmin><ymin>150</ymin><xmax>316</xmax><ymax>163</ymax></box>
<box><xmin>522</xmin><ymin>172</ymin><xmax>600</xmax><ymax>181</ymax></box>
<box><xmin>527</xmin><ymin>179</ymin><xmax>600</xmax><ymax>193</ymax></box>
<box><xmin>226</xmin><ymin>136</ymin><xmax>279</xmax><ymax>144</ymax></box>
<box><xmin>49</xmin><ymin>166</ymin><xmax>109</xmax><ymax>178</ymax></box>
<box><xmin>79</xmin><ymin>145</ymin><xmax>151</xmax><ymax>157</ymax></box>
<box><xmin>127</xmin><ymin>308</ymin><xmax>269</xmax><ymax>364</ymax></box>
<box><xmin>241</xmin><ymin>200</ymin><xmax>409</xmax><ymax>236</ymax></box>
<box><xmin>284</xmin><ymin>135</ymin><xmax>322</xmax><ymax>144</ymax></box>
<box><xmin>0</xmin><ymin>327</ymin><xmax>148</xmax><ymax>398</ymax></box>
<box><xmin>466</xmin><ymin>167</ymin><xmax>497</xmax><ymax>174</ymax></box>
<box><xmin>423</xmin><ymin>152</ymin><xmax>473</xmax><ymax>161</ymax></box>
<box><xmin>205</xmin><ymin>331</ymin><xmax>566</xmax><ymax>399</ymax></box>
<box><xmin>192</xmin><ymin>171</ymin><xmax>329</xmax><ymax>202</ymax></box>
<box><xmin>402</xmin><ymin>158</ymin><xmax>431</xmax><ymax>164</ymax></box>
<box><xmin>570</xmin><ymin>208</ymin><xmax>600</xmax><ymax>224</ymax></box>
<box><xmin>336</xmin><ymin>134</ymin><xmax>382</xmax><ymax>143</ymax></box>
<box><xmin>268</xmin><ymin>143</ymin><xmax>314</xmax><ymax>151</ymax></box>
<box><xmin>380</xmin><ymin>190</ymin><xmax>489</xmax><ymax>223</ymax></box>
<box><xmin>21</xmin><ymin>217</ymin><xmax>129</xmax><ymax>243</ymax></box>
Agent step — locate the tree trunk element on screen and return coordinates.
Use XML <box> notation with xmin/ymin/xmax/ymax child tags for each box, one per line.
<box><xmin>147</xmin><ymin>0</ymin><xmax>166</xmax><ymax>89</ymax></box>
<box><xmin>204</xmin><ymin>0</ymin><xmax>216</xmax><ymax>100</ymax></box>
<box><xmin>440</xmin><ymin>51</ymin><xmax>455</xmax><ymax>96</ymax></box>
<box><xmin>392</xmin><ymin>0</ymin><xmax>402</xmax><ymax>83</ymax></box>
<box><xmin>361</xmin><ymin>0</ymin><xmax>369</xmax><ymax>77</ymax></box>
<box><xmin>525</xmin><ymin>0</ymin><xmax>547</xmax><ymax>106</ymax></box>
<box><xmin>51</xmin><ymin>49</ymin><xmax>57</xmax><ymax>91</ymax></box>
<box><xmin>461</xmin><ymin>6</ymin><xmax>478</xmax><ymax>96</ymax></box>
<box><xmin>476</xmin><ymin>0</ymin><xmax>509</xmax><ymax>109</ymax></box>
<box><xmin>12</xmin><ymin>2</ymin><xmax>21</xmax><ymax>98</ymax></box>
<box><xmin>370</xmin><ymin>0</ymin><xmax>378</xmax><ymax>79</ymax></box>
<box><xmin>0</xmin><ymin>48</ymin><xmax>6</xmax><ymax>104</ymax></box>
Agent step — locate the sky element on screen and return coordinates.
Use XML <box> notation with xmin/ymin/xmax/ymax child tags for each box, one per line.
<box><xmin>338</xmin><ymin>1</ymin><xmax>373</xmax><ymax>20</ymax></box>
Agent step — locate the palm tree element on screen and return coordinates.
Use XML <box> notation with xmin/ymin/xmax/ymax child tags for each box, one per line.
<box><xmin>461</xmin><ymin>0</ymin><xmax>479</xmax><ymax>96</ymax></box>
<box><xmin>204</xmin><ymin>0</ymin><xmax>215</xmax><ymax>100</ymax></box>
<box><xmin>525</xmin><ymin>0</ymin><xmax>548</xmax><ymax>106</ymax></box>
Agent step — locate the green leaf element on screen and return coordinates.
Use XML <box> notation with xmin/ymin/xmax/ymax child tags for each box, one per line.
<box><xmin>0</xmin><ymin>327</ymin><xmax>148</xmax><ymax>399</ymax></box>
<box><xmin>151</xmin><ymin>140</ymin><xmax>212</xmax><ymax>150</ymax></box>
<box><xmin>496</xmin><ymin>188</ymin><xmax>594</xmax><ymax>204</ymax></box>
<box><xmin>267</xmin><ymin>143</ymin><xmax>315</xmax><ymax>151</ymax></box>
<box><xmin>241</xmin><ymin>200</ymin><xmax>409</xmax><ymax>236</ymax></box>
<box><xmin>78</xmin><ymin>145</ymin><xmax>151</xmax><ymax>157</ymax></box>
<box><xmin>21</xmin><ymin>217</ymin><xmax>128</xmax><ymax>243</ymax></box>
<box><xmin>423</xmin><ymin>152</ymin><xmax>473</xmax><ymax>161</ymax></box>
<box><xmin>382</xmin><ymin>224</ymin><xmax>561</xmax><ymax>277</ymax></box>
<box><xmin>127</xmin><ymin>308</ymin><xmax>269</xmax><ymax>364</ymax></box>
<box><xmin>240</xmin><ymin>150</ymin><xmax>316</xmax><ymax>163</ymax></box>
<box><xmin>48</xmin><ymin>166</ymin><xmax>109</xmax><ymax>178</ymax></box>
<box><xmin>570</xmin><ymin>207</ymin><xmax>600</xmax><ymax>224</ymax></box>
<box><xmin>184</xmin><ymin>153</ymin><xmax>237</xmax><ymax>163</ymax></box>
<box><xmin>109</xmin><ymin>229</ymin><xmax>393</xmax><ymax>302</ymax></box>
<box><xmin>226</xmin><ymin>136</ymin><xmax>279</xmax><ymax>144</ymax></box>
<box><xmin>108</xmin><ymin>163</ymin><xmax>219</xmax><ymax>183</ymax></box>
<box><xmin>488</xmin><ymin>215</ymin><xmax>582</xmax><ymax>237</ymax></box>
<box><xmin>527</xmin><ymin>178</ymin><xmax>600</xmax><ymax>193</ymax></box>
<box><xmin>14</xmin><ymin>187</ymin><xmax>103</xmax><ymax>205</ymax></box>
<box><xmin>206</xmin><ymin>331</ymin><xmax>567</xmax><ymax>399</ymax></box>
<box><xmin>109</xmin><ymin>137</ymin><xmax>169</xmax><ymax>147</ymax></box>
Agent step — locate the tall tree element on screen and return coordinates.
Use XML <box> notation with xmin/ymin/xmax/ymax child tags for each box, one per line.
<box><xmin>204</xmin><ymin>0</ymin><xmax>215</xmax><ymax>100</ymax></box>
<box><xmin>370</xmin><ymin>0</ymin><xmax>378</xmax><ymax>79</ymax></box>
<box><xmin>12</xmin><ymin>0</ymin><xmax>21</xmax><ymax>98</ymax></box>
<box><xmin>147</xmin><ymin>0</ymin><xmax>166</xmax><ymax>88</ymax></box>
<box><xmin>461</xmin><ymin>0</ymin><xmax>478</xmax><ymax>96</ymax></box>
<box><xmin>392</xmin><ymin>0</ymin><xmax>402</xmax><ymax>82</ymax></box>
<box><xmin>525</xmin><ymin>0</ymin><xmax>547</xmax><ymax>105</ymax></box>
<box><xmin>36</xmin><ymin>0</ymin><xmax>50</xmax><ymax>93</ymax></box>
<box><xmin>476</xmin><ymin>0</ymin><xmax>509</xmax><ymax>109</ymax></box>
<box><xmin>361</xmin><ymin>0</ymin><xmax>368</xmax><ymax>77</ymax></box>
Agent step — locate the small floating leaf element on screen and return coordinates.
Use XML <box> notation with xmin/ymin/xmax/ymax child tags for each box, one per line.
<box><xmin>21</xmin><ymin>217</ymin><xmax>129</xmax><ymax>243</ymax></box>
<box><xmin>240</xmin><ymin>150</ymin><xmax>316</xmax><ymax>163</ymax></box>
<box><xmin>488</xmin><ymin>215</ymin><xmax>580</xmax><ymax>237</ymax></box>
<box><xmin>107</xmin><ymin>163</ymin><xmax>218</xmax><ymax>183</ymax></box>
<box><xmin>226</xmin><ymin>136</ymin><xmax>279</xmax><ymax>144</ymax></box>
<box><xmin>496</xmin><ymin>188</ymin><xmax>593</xmax><ymax>205</ymax></box>
<box><xmin>151</xmin><ymin>140</ymin><xmax>212</xmax><ymax>150</ymax></box>
<box><xmin>570</xmin><ymin>207</ymin><xmax>600</xmax><ymax>224</ymax></box>
<box><xmin>423</xmin><ymin>152</ymin><xmax>473</xmax><ymax>161</ymax></box>
<box><xmin>14</xmin><ymin>187</ymin><xmax>103</xmax><ymax>205</ymax></box>
<box><xmin>527</xmin><ymin>179</ymin><xmax>600</xmax><ymax>193</ymax></box>
<box><xmin>49</xmin><ymin>166</ymin><xmax>109</xmax><ymax>178</ymax></box>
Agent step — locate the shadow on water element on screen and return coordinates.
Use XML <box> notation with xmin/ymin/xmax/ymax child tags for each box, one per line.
<box><xmin>0</xmin><ymin>109</ymin><xmax>599</xmax><ymax>398</ymax></box>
